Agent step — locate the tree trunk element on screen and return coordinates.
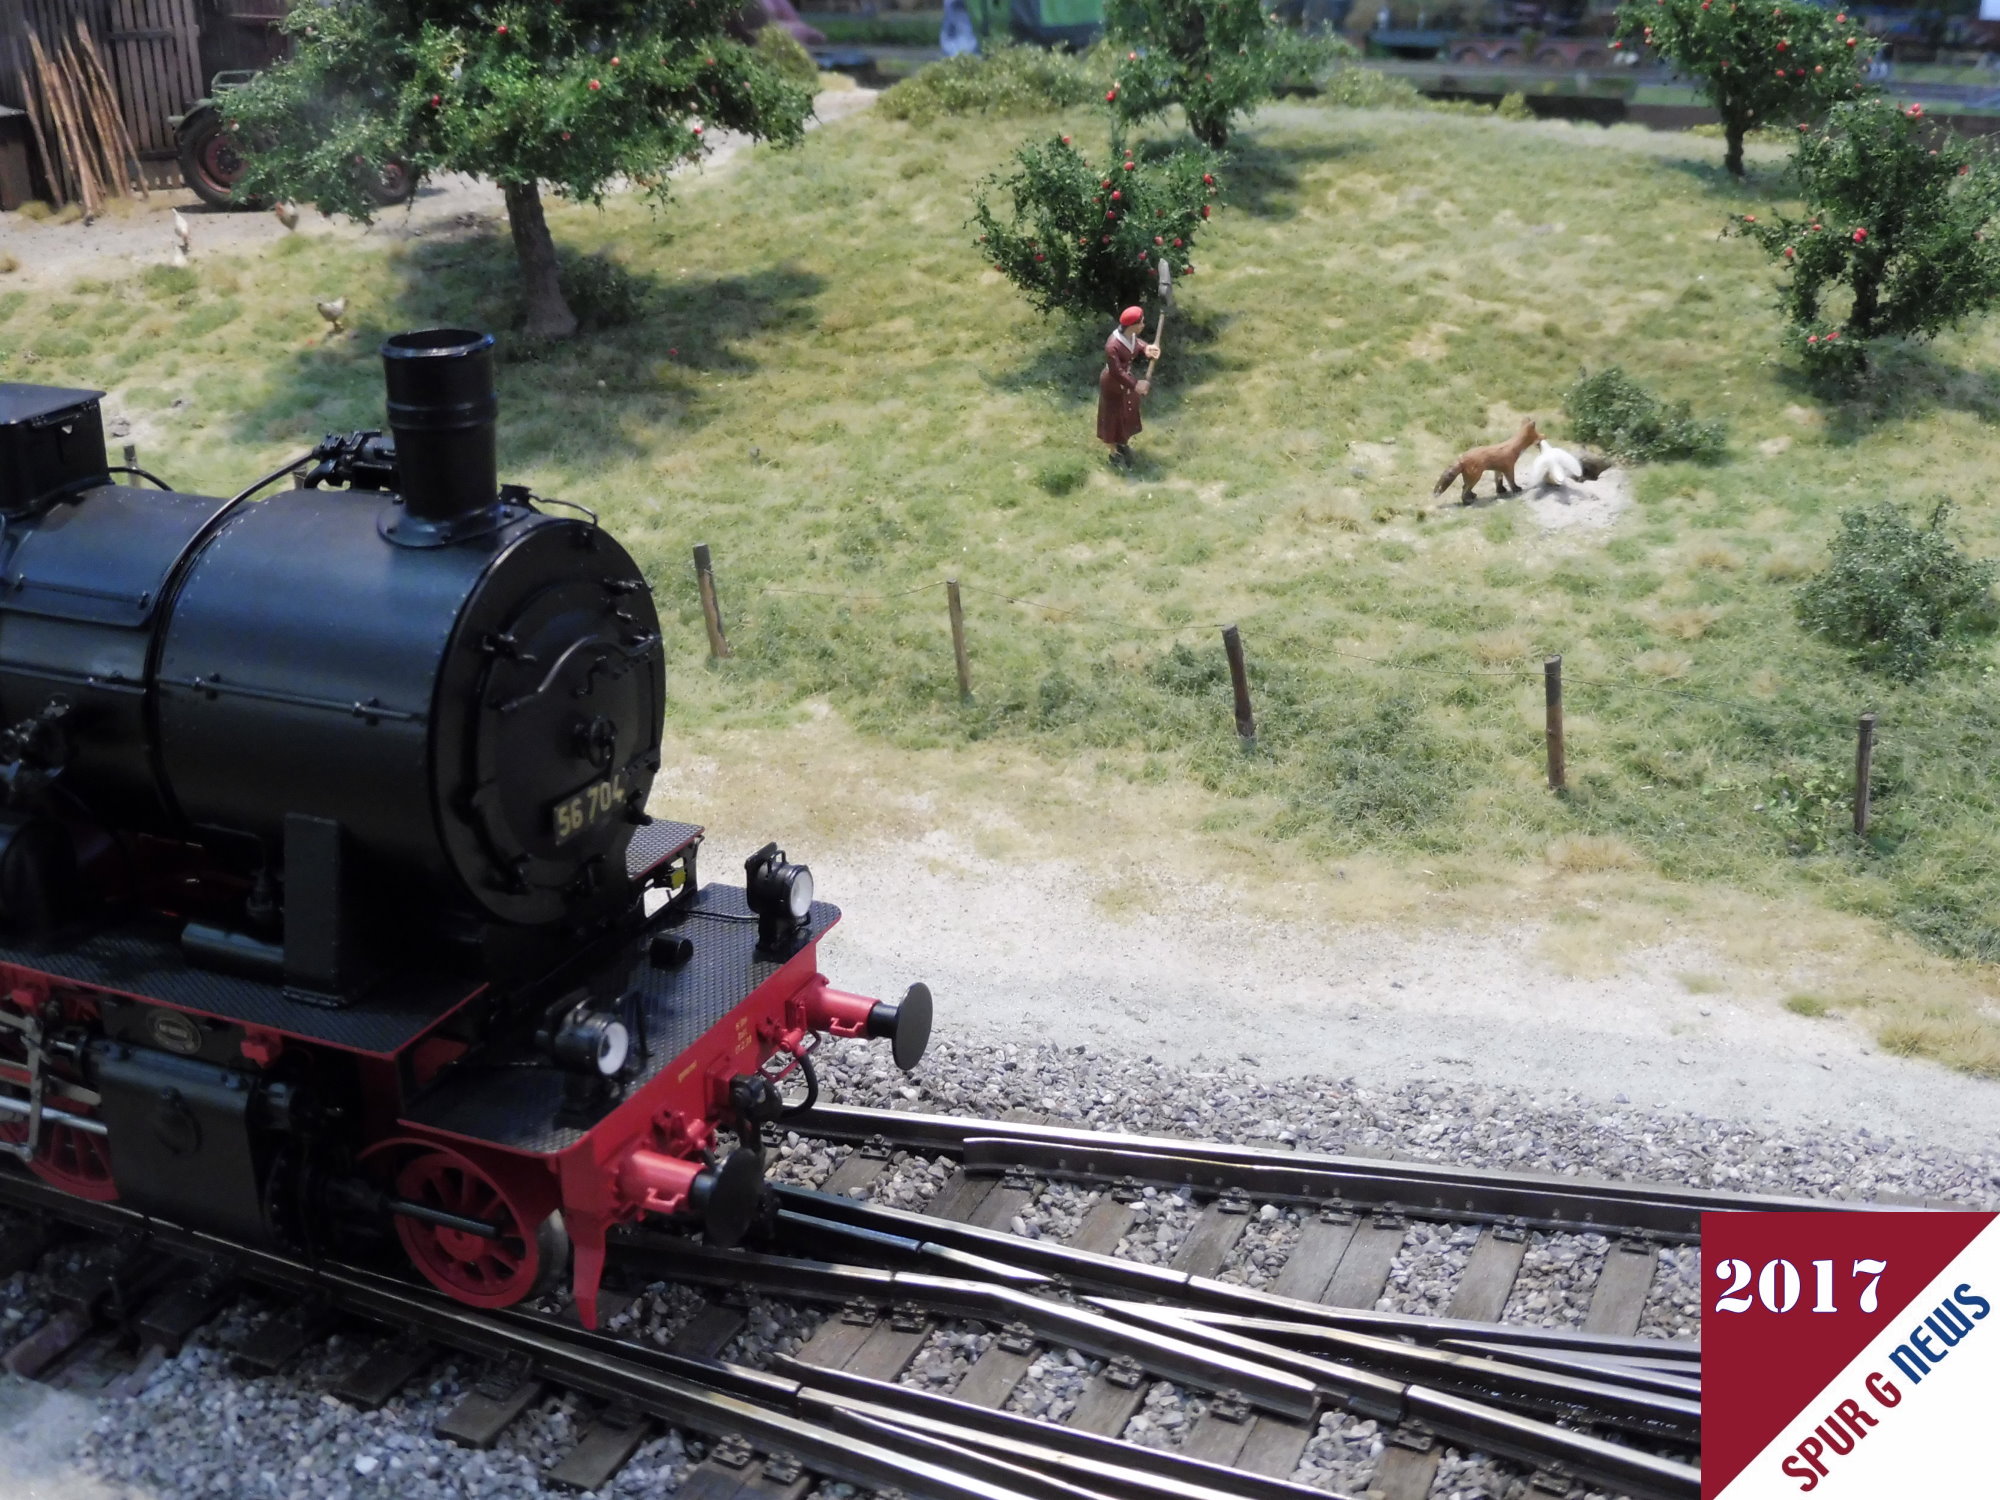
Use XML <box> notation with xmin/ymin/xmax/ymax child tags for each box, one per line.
<box><xmin>1724</xmin><ymin>119</ymin><xmax>1746</xmax><ymax>178</ymax></box>
<box><xmin>1850</xmin><ymin>271</ymin><xmax>1880</xmax><ymax>338</ymax></box>
<box><xmin>503</xmin><ymin>178</ymin><xmax>577</xmax><ymax>340</ymax></box>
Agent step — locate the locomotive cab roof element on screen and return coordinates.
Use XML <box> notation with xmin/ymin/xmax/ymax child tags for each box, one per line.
<box><xmin>0</xmin><ymin>382</ymin><xmax>112</xmax><ymax>514</ymax></box>
<box><xmin>0</xmin><ymin>383</ymin><xmax>105</xmax><ymax>424</ymax></box>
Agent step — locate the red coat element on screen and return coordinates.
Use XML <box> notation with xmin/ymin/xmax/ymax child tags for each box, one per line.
<box><xmin>1097</xmin><ymin>329</ymin><xmax>1144</xmax><ymax>446</ymax></box>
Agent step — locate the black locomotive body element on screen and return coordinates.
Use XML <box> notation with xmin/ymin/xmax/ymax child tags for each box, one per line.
<box><xmin>0</xmin><ymin>333</ymin><xmax>926</xmax><ymax>1323</ymax></box>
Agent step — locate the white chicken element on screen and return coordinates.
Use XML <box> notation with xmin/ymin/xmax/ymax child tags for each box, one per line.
<box><xmin>172</xmin><ymin>209</ymin><xmax>191</xmax><ymax>256</ymax></box>
<box><xmin>274</xmin><ymin>202</ymin><xmax>300</xmax><ymax>231</ymax></box>
<box><xmin>1517</xmin><ymin>439</ymin><xmax>1585</xmax><ymax>490</ymax></box>
<box><xmin>316</xmin><ymin>297</ymin><xmax>348</xmax><ymax>333</ymax></box>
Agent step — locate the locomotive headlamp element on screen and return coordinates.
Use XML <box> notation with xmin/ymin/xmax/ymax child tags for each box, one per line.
<box><xmin>551</xmin><ymin>1007</ymin><xmax>631</xmax><ymax>1077</ymax></box>
<box><xmin>744</xmin><ymin>842</ymin><xmax>813</xmax><ymax>953</ymax></box>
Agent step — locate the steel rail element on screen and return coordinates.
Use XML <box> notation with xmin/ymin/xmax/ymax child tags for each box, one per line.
<box><xmin>1166</xmin><ymin>1298</ymin><xmax>1700</xmax><ymax>1365</ymax></box>
<box><xmin>1436</xmin><ymin>1340</ymin><xmax>1702</xmax><ymax>1398</ymax></box>
<box><xmin>0</xmin><ymin>1171</ymin><xmax>1045</xmax><ymax>1500</ymax></box>
<box><xmin>830</xmin><ymin>1402</ymin><xmax>1354</xmax><ymax>1500</ymax></box>
<box><xmin>622</xmin><ymin>1218</ymin><xmax>1696</xmax><ymax>1496</ymax></box>
<box><xmin>612</xmin><ymin>1226</ymin><xmax>1321</xmax><ymax>1419</ymax></box>
<box><xmin>1097</xmin><ymin>1303</ymin><xmax>1699</xmax><ymax>1500</ymax></box>
<box><xmin>1087</xmin><ymin>1298</ymin><xmax>1698</xmax><ymax>1440</ymax></box>
<box><xmin>786</xmin><ymin>1105</ymin><xmax>1894</xmax><ymax>1239</ymax></box>
<box><xmin>776</xmin><ymin>1359</ymin><xmax>1345</xmax><ymax>1500</ymax></box>
<box><xmin>772</xmin><ymin>1188</ymin><xmax>1698</xmax><ymax>1366</ymax></box>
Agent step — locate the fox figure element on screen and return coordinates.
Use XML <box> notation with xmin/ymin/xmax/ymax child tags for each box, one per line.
<box><xmin>1432</xmin><ymin>419</ymin><xmax>1542</xmax><ymax>504</ymax></box>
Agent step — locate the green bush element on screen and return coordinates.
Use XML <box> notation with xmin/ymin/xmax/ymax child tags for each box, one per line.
<box><xmin>972</xmin><ymin>134</ymin><xmax>1221</xmax><ymax>322</ymax></box>
<box><xmin>1564</xmin><ymin>366</ymin><xmax>1726</xmax><ymax>463</ymax></box>
<box><xmin>1794</xmin><ymin>500</ymin><xmax>1997</xmax><ymax>681</ymax></box>
<box><xmin>1035</xmin><ymin>454</ymin><xmax>1090</xmax><ymax>495</ymax></box>
<box><xmin>754</xmin><ymin>25</ymin><xmax>821</xmax><ymax>88</ymax></box>
<box><xmin>878</xmin><ymin>45</ymin><xmax>1107</xmax><ymax>124</ymax></box>
<box><xmin>1313</xmin><ymin>64</ymin><xmax>1430</xmax><ymax>110</ymax></box>
<box><xmin>1496</xmin><ymin>90</ymin><xmax>1533</xmax><ymax>122</ymax></box>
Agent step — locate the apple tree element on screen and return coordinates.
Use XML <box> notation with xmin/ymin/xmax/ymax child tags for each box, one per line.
<box><xmin>227</xmin><ymin>0</ymin><xmax>814</xmax><ymax>338</ymax></box>
<box><xmin>1616</xmin><ymin>0</ymin><xmax>1876</xmax><ymax>177</ymax></box>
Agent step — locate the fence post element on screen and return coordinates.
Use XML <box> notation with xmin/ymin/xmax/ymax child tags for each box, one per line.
<box><xmin>1853</xmin><ymin>711</ymin><xmax>1876</xmax><ymax>837</ymax></box>
<box><xmin>692</xmin><ymin>543</ymin><xmax>732</xmax><ymax>660</ymax></box>
<box><xmin>1544</xmin><ymin>654</ymin><xmax>1566</xmax><ymax>792</ymax></box>
<box><xmin>946</xmin><ymin>579</ymin><xmax>971</xmax><ymax>700</ymax></box>
<box><xmin>1222</xmin><ymin>624</ymin><xmax>1256</xmax><ymax>752</ymax></box>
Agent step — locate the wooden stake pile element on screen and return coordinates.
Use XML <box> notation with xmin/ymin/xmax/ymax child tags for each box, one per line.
<box><xmin>9</xmin><ymin>19</ymin><xmax>148</xmax><ymax>216</ymax></box>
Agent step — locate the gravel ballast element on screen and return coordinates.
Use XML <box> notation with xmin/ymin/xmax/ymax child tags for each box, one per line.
<box><xmin>0</xmin><ymin>1034</ymin><xmax>1988</xmax><ymax>1497</ymax></box>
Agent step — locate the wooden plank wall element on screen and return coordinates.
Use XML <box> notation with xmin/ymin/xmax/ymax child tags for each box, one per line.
<box><xmin>1</xmin><ymin>0</ymin><xmax>202</xmax><ymax>192</ymax></box>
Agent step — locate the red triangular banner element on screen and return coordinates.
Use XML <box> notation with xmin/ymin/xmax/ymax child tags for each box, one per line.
<box><xmin>1702</xmin><ymin>1211</ymin><xmax>1996</xmax><ymax>1496</ymax></box>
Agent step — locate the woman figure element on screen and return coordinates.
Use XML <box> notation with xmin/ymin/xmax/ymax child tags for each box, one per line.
<box><xmin>1098</xmin><ymin>305</ymin><xmax>1160</xmax><ymax>464</ymax></box>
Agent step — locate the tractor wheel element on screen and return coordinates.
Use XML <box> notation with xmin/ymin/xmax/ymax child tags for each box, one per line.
<box><xmin>177</xmin><ymin>109</ymin><xmax>258</xmax><ymax>211</ymax></box>
<box><xmin>361</xmin><ymin>157</ymin><xmax>417</xmax><ymax>208</ymax></box>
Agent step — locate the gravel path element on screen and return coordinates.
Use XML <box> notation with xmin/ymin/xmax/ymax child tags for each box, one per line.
<box><xmin>0</xmin><ymin>89</ymin><xmax>877</xmax><ymax>291</ymax></box>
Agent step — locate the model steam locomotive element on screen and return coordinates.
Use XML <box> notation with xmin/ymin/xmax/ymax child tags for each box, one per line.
<box><xmin>0</xmin><ymin>330</ymin><xmax>928</xmax><ymax>1326</ymax></box>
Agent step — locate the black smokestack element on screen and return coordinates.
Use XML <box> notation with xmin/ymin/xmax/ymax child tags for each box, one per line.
<box><xmin>381</xmin><ymin>329</ymin><xmax>497</xmax><ymax>522</ymax></box>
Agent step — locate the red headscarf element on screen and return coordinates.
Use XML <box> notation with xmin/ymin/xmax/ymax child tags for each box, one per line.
<box><xmin>1119</xmin><ymin>307</ymin><xmax>1144</xmax><ymax>327</ymax></box>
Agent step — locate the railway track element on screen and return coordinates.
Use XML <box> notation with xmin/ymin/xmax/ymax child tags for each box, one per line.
<box><xmin>0</xmin><ymin>1102</ymin><xmax>1911</xmax><ymax>1500</ymax></box>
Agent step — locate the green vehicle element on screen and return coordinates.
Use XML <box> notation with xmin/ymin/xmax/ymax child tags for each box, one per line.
<box><xmin>968</xmin><ymin>0</ymin><xmax>1107</xmax><ymax>48</ymax></box>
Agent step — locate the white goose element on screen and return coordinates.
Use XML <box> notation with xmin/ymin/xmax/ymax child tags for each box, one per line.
<box><xmin>1517</xmin><ymin>438</ymin><xmax>1584</xmax><ymax>490</ymax></box>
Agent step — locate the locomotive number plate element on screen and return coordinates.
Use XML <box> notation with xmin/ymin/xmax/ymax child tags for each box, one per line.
<box><xmin>550</xmin><ymin>771</ymin><xmax>628</xmax><ymax>843</ymax></box>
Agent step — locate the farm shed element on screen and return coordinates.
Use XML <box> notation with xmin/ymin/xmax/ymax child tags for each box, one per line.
<box><xmin>0</xmin><ymin>0</ymin><xmax>285</xmax><ymax>205</ymax></box>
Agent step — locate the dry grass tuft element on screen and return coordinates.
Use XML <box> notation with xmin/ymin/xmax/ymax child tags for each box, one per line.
<box><xmin>1762</xmin><ymin>550</ymin><xmax>1816</xmax><ymax>582</ymax></box>
<box><xmin>1691</xmin><ymin>543</ymin><xmax>1744</xmax><ymax>572</ymax></box>
<box><xmin>1678</xmin><ymin>972</ymin><xmax>1726</xmax><ymax>994</ymax></box>
<box><xmin>1546</xmin><ymin>834</ymin><xmax>1644</xmax><ymax>873</ymax></box>
<box><xmin>1659</xmin><ymin>606</ymin><xmax>1722</xmax><ymax>641</ymax></box>
<box><xmin>1785</xmin><ymin>992</ymin><xmax>1834</xmax><ymax>1016</ymax></box>
<box><xmin>1636</xmin><ymin>649</ymin><xmax>1693</xmax><ymax>680</ymax></box>
<box><xmin>0</xmin><ymin>254</ymin><xmax>18</xmax><ymax>275</ymax></box>
<box><xmin>1878</xmin><ymin>1015</ymin><xmax>2000</xmax><ymax>1078</ymax></box>
<box><xmin>1473</xmin><ymin>627</ymin><xmax>1534</xmax><ymax>665</ymax></box>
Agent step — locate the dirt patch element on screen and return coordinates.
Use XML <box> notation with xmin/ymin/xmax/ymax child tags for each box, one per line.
<box><xmin>1520</xmin><ymin>466</ymin><xmax>1632</xmax><ymax>532</ymax></box>
<box><xmin>0</xmin><ymin>88</ymin><xmax>875</xmax><ymax>291</ymax></box>
<box><xmin>651</xmin><ymin>713</ymin><xmax>2000</xmax><ymax>1158</ymax></box>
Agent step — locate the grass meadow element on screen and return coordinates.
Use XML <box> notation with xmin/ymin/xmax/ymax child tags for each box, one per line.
<box><xmin>2</xmin><ymin>99</ymin><xmax>1997</xmax><ymax>1073</ymax></box>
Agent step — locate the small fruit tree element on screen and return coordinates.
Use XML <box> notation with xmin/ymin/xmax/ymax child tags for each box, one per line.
<box><xmin>227</xmin><ymin>1</ymin><xmax>813</xmax><ymax>339</ymax></box>
<box><xmin>1728</xmin><ymin>99</ymin><xmax>2000</xmax><ymax>372</ymax></box>
<box><xmin>1615</xmin><ymin>0</ymin><xmax>1875</xmax><ymax>177</ymax></box>
<box><xmin>1104</xmin><ymin>0</ymin><xmax>1337</xmax><ymax>149</ymax></box>
<box><xmin>973</xmin><ymin>136</ymin><xmax>1221</xmax><ymax>322</ymax></box>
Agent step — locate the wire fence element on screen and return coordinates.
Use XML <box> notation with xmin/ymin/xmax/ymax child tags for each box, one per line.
<box><xmin>685</xmin><ymin>541</ymin><xmax>1992</xmax><ymax>836</ymax></box>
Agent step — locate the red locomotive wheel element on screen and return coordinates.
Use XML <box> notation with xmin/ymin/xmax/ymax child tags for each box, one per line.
<box><xmin>0</xmin><ymin>1118</ymin><xmax>117</xmax><ymax>1202</ymax></box>
<box><xmin>392</xmin><ymin>1150</ymin><xmax>547</xmax><ymax>1308</ymax></box>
